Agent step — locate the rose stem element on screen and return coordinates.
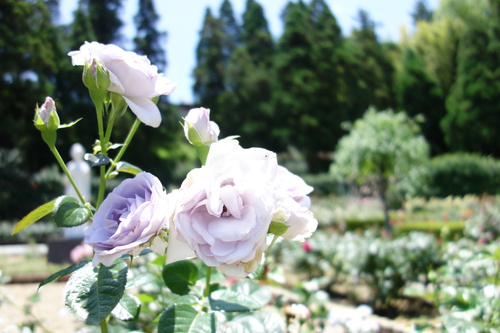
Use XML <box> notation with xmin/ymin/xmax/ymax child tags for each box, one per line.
<box><xmin>204</xmin><ymin>266</ymin><xmax>212</xmax><ymax>298</ymax></box>
<box><xmin>105</xmin><ymin>117</ymin><xmax>141</xmax><ymax>180</ymax></box>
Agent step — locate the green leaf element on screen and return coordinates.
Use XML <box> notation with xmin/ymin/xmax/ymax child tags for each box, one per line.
<box><xmin>116</xmin><ymin>161</ymin><xmax>142</xmax><ymax>175</ymax></box>
<box><xmin>84</xmin><ymin>153</ymin><xmax>111</xmax><ymax>167</ymax></box>
<box><xmin>268</xmin><ymin>221</ymin><xmax>290</xmax><ymax>237</ymax></box>
<box><xmin>58</xmin><ymin>118</ymin><xmax>82</xmax><ymax>129</ymax></box>
<box><xmin>209</xmin><ymin>289</ymin><xmax>264</xmax><ymax>312</ymax></box>
<box><xmin>108</xmin><ymin>143</ymin><xmax>124</xmax><ymax>150</ymax></box>
<box><xmin>173</xmin><ymin>295</ymin><xmax>200</xmax><ymax>307</ymax></box>
<box><xmin>12</xmin><ymin>199</ymin><xmax>56</xmax><ymax>234</ymax></box>
<box><xmin>65</xmin><ymin>260</ymin><xmax>128</xmax><ymax>325</ymax></box>
<box><xmin>125</xmin><ymin>272</ymin><xmax>157</xmax><ymax>289</ymax></box>
<box><xmin>222</xmin><ymin>312</ymin><xmax>285</xmax><ymax>333</ymax></box>
<box><xmin>162</xmin><ymin>260</ymin><xmax>199</xmax><ymax>295</ymax></box>
<box><xmin>149</xmin><ymin>254</ymin><xmax>166</xmax><ymax>266</ymax></box>
<box><xmin>54</xmin><ymin>196</ymin><xmax>90</xmax><ymax>228</ymax></box>
<box><xmin>158</xmin><ymin>304</ymin><xmax>214</xmax><ymax>333</ymax></box>
<box><xmin>112</xmin><ymin>293</ymin><xmax>141</xmax><ymax>321</ymax></box>
<box><xmin>231</xmin><ymin>281</ymin><xmax>272</xmax><ymax>307</ymax></box>
<box><xmin>38</xmin><ymin>260</ymin><xmax>91</xmax><ymax>290</ymax></box>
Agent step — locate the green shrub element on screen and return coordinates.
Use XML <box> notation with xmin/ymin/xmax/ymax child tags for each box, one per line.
<box><xmin>394</xmin><ymin>221</ymin><xmax>465</xmax><ymax>240</ymax></box>
<box><xmin>301</xmin><ymin>173</ymin><xmax>344</xmax><ymax>197</ymax></box>
<box><xmin>0</xmin><ymin>221</ymin><xmax>62</xmax><ymax>244</ymax></box>
<box><xmin>402</xmin><ymin>153</ymin><xmax>500</xmax><ymax>198</ymax></box>
<box><xmin>344</xmin><ymin>217</ymin><xmax>385</xmax><ymax>231</ymax></box>
<box><xmin>0</xmin><ymin>149</ymin><xmax>63</xmax><ymax>220</ymax></box>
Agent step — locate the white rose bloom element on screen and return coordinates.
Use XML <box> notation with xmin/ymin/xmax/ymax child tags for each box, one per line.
<box><xmin>167</xmin><ymin>140</ymin><xmax>277</xmax><ymax>278</ymax></box>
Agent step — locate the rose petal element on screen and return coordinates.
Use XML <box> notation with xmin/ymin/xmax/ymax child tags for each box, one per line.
<box><xmin>122</xmin><ymin>96</ymin><xmax>161</xmax><ymax>128</ymax></box>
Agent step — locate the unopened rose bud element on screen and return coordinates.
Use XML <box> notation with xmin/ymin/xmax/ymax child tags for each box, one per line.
<box><xmin>34</xmin><ymin>97</ymin><xmax>59</xmax><ymax>132</ymax></box>
<box><xmin>34</xmin><ymin>97</ymin><xmax>59</xmax><ymax>147</ymax></box>
<box><xmin>83</xmin><ymin>59</ymin><xmax>111</xmax><ymax>91</ymax></box>
<box><xmin>183</xmin><ymin>107</ymin><xmax>219</xmax><ymax>146</ymax></box>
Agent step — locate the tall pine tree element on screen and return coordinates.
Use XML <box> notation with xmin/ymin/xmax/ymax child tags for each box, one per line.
<box><xmin>88</xmin><ymin>0</ymin><xmax>123</xmax><ymax>44</ymax></box>
<box><xmin>193</xmin><ymin>8</ymin><xmax>225</xmax><ymax>110</ymax></box>
<box><xmin>350</xmin><ymin>9</ymin><xmax>397</xmax><ymax>111</ymax></box>
<box><xmin>134</xmin><ymin>0</ymin><xmax>166</xmax><ymax>72</ymax></box>
<box><xmin>396</xmin><ymin>48</ymin><xmax>446</xmax><ymax>155</ymax></box>
<box><xmin>442</xmin><ymin>0</ymin><xmax>500</xmax><ymax>156</ymax></box>
<box><xmin>219</xmin><ymin>0</ymin><xmax>241</xmax><ymax>69</ymax></box>
<box><xmin>0</xmin><ymin>0</ymin><xmax>59</xmax><ymax>171</ymax></box>
<box><xmin>273</xmin><ymin>1</ymin><xmax>319</xmax><ymax>168</ymax></box>
<box><xmin>214</xmin><ymin>0</ymin><xmax>274</xmax><ymax>148</ymax></box>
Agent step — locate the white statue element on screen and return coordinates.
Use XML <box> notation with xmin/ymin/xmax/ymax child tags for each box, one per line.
<box><xmin>63</xmin><ymin>143</ymin><xmax>91</xmax><ymax>239</ymax></box>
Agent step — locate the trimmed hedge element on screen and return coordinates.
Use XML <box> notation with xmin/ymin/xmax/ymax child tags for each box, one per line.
<box><xmin>394</xmin><ymin>220</ymin><xmax>465</xmax><ymax>239</ymax></box>
<box><xmin>0</xmin><ymin>221</ymin><xmax>62</xmax><ymax>245</ymax></box>
<box><xmin>344</xmin><ymin>217</ymin><xmax>385</xmax><ymax>231</ymax></box>
<box><xmin>403</xmin><ymin>153</ymin><xmax>500</xmax><ymax>198</ymax></box>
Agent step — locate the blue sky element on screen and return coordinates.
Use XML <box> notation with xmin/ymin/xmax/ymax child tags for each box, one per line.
<box><xmin>60</xmin><ymin>0</ymin><xmax>440</xmax><ymax>105</ymax></box>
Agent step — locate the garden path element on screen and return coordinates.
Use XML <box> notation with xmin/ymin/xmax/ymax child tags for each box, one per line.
<box><xmin>0</xmin><ymin>282</ymin><xmax>82</xmax><ymax>333</ymax></box>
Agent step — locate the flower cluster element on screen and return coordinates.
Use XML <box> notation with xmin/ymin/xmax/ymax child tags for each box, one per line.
<box><xmin>63</xmin><ymin>41</ymin><xmax>318</xmax><ymax>277</ymax></box>
<box><xmin>86</xmin><ymin>106</ymin><xmax>317</xmax><ymax>277</ymax></box>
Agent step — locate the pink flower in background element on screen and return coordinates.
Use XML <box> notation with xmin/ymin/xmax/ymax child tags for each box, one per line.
<box><xmin>68</xmin><ymin>41</ymin><xmax>176</xmax><ymax>127</ymax></box>
<box><xmin>85</xmin><ymin>172</ymin><xmax>170</xmax><ymax>266</ymax></box>
<box><xmin>70</xmin><ymin>243</ymin><xmax>93</xmax><ymax>263</ymax></box>
<box><xmin>167</xmin><ymin>140</ymin><xmax>277</xmax><ymax>278</ymax></box>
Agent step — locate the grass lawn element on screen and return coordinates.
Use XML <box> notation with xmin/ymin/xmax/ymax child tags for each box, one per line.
<box><xmin>0</xmin><ymin>251</ymin><xmax>68</xmax><ymax>278</ymax></box>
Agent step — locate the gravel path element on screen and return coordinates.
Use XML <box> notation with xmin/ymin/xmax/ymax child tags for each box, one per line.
<box><xmin>0</xmin><ymin>282</ymin><xmax>82</xmax><ymax>333</ymax></box>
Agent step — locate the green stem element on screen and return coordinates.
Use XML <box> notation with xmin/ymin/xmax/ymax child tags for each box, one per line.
<box><xmin>96</xmin><ymin>165</ymin><xmax>106</xmax><ymax>210</ymax></box>
<box><xmin>99</xmin><ymin>319</ymin><xmax>108</xmax><ymax>333</ymax></box>
<box><xmin>204</xmin><ymin>266</ymin><xmax>213</xmax><ymax>298</ymax></box>
<box><xmin>105</xmin><ymin>118</ymin><xmax>141</xmax><ymax>179</ymax></box>
<box><xmin>103</xmin><ymin>106</ymin><xmax>117</xmax><ymax>145</ymax></box>
<box><xmin>50</xmin><ymin>146</ymin><xmax>89</xmax><ymax>208</ymax></box>
<box><xmin>265</xmin><ymin>235</ymin><xmax>279</xmax><ymax>257</ymax></box>
<box><xmin>95</xmin><ymin>104</ymin><xmax>107</xmax><ymax>210</ymax></box>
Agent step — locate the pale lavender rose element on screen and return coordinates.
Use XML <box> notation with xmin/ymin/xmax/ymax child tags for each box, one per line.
<box><xmin>167</xmin><ymin>140</ymin><xmax>277</xmax><ymax>278</ymax></box>
<box><xmin>68</xmin><ymin>42</ymin><xmax>176</xmax><ymax>127</ymax></box>
<box><xmin>184</xmin><ymin>107</ymin><xmax>220</xmax><ymax>145</ymax></box>
<box><xmin>85</xmin><ymin>172</ymin><xmax>170</xmax><ymax>266</ymax></box>
<box><xmin>272</xmin><ymin>166</ymin><xmax>317</xmax><ymax>241</ymax></box>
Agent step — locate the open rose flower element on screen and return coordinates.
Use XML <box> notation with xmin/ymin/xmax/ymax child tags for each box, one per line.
<box><xmin>167</xmin><ymin>140</ymin><xmax>277</xmax><ymax>278</ymax></box>
<box><xmin>68</xmin><ymin>41</ymin><xmax>176</xmax><ymax>127</ymax></box>
<box><xmin>184</xmin><ymin>107</ymin><xmax>220</xmax><ymax>145</ymax></box>
<box><xmin>85</xmin><ymin>172</ymin><xmax>170</xmax><ymax>266</ymax></box>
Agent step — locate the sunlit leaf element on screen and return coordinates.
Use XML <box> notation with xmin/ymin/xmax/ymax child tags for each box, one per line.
<box><xmin>12</xmin><ymin>199</ymin><xmax>57</xmax><ymax>234</ymax></box>
<box><xmin>158</xmin><ymin>304</ymin><xmax>214</xmax><ymax>333</ymax></box>
<box><xmin>65</xmin><ymin>260</ymin><xmax>128</xmax><ymax>325</ymax></box>
<box><xmin>54</xmin><ymin>196</ymin><xmax>90</xmax><ymax>228</ymax></box>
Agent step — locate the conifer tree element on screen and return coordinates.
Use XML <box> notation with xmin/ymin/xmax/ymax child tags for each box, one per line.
<box><xmin>273</xmin><ymin>1</ymin><xmax>318</xmax><ymax>167</ymax></box>
<box><xmin>193</xmin><ymin>8</ymin><xmax>225</xmax><ymax>110</ymax></box>
<box><xmin>88</xmin><ymin>0</ymin><xmax>123</xmax><ymax>44</ymax></box>
<box><xmin>219</xmin><ymin>0</ymin><xmax>241</xmax><ymax>68</ymax></box>
<box><xmin>396</xmin><ymin>48</ymin><xmax>446</xmax><ymax>154</ymax></box>
<box><xmin>53</xmin><ymin>0</ymin><xmax>97</xmax><ymax>156</ymax></box>
<box><xmin>242</xmin><ymin>0</ymin><xmax>273</xmax><ymax>68</ymax></box>
<box><xmin>214</xmin><ymin>0</ymin><xmax>274</xmax><ymax>148</ymax></box>
<box><xmin>411</xmin><ymin>0</ymin><xmax>433</xmax><ymax>25</ymax></box>
<box><xmin>134</xmin><ymin>0</ymin><xmax>166</xmax><ymax>72</ymax></box>
<box><xmin>0</xmin><ymin>0</ymin><xmax>59</xmax><ymax>170</ymax></box>
<box><xmin>350</xmin><ymin>9</ymin><xmax>396</xmax><ymax>111</ymax></box>
<box><xmin>442</xmin><ymin>0</ymin><xmax>500</xmax><ymax>156</ymax></box>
